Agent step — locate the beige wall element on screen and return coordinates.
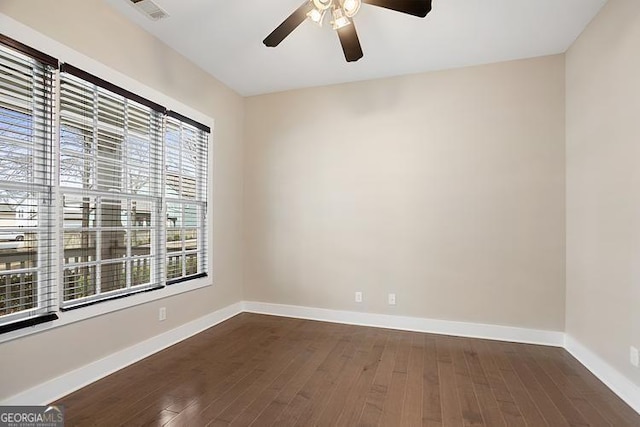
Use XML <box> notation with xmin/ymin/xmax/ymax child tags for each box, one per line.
<box><xmin>244</xmin><ymin>56</ymin><xmax>566</xmax><ymax>331</ymax></box>
<box><xmin>566</xmin><ymin>0</ymin><xmax>640</xmax><ymax>386</ymax></box>
<box><xmin>0</xmin><ymin>0</ymin><xmax>244</xmax><ymax>400</ymax></box>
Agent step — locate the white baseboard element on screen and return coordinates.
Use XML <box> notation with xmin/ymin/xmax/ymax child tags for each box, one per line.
<box><xmin>242</xmin><ymin>301</ymin><xmax>565</xmax><ymax>347</ymax></box>
<box><xmin>1</xmin><ymin>302</ymin><xmax>244</xmax><ymax>406</ymax></box>
<box><xmin>565</xmin><ymin>335</ymin><xmax>640</xmax><ymax>414</ymax></box>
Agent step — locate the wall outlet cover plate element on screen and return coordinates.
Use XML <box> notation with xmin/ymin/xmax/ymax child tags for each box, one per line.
<box><xmin>631</xmin><ymin>346</ymin><xmax>639</xmax><ymax>367</ymax></box>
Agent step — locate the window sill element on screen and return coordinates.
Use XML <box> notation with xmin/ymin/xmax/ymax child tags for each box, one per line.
<box><xmin>0</xmin><ymin>277</ymin><xmax>212</xmax><ymax>344</ymax></box>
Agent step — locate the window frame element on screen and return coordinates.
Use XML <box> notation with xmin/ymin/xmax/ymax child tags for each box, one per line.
<box><xmin>56</xmin><ymin>65</ymin><xmax>211</xmax><ymax>311</ymax></box>
<box><xmin>164</xmin><ymin>114</ymin><xmax>209</xmax><ymax>285</ymax></box>
<box><xmin>0</xmin><ymin>38</ymin><xmax>58</xmax><ymax>332</ymax></box>
<box><xmin>57</xmin><ymin>69</ymin><xmax>167</xmax><ymax>309</ymax></box>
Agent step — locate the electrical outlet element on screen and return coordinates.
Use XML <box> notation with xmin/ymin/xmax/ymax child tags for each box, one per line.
<box><xmin>388</xmin><ymin>293</ymin><xmax>396</xmax><ymax>305</ymax></box>
<box><xmin>159</xmin><ymin>307</ymin><xmax>166</xmax><ymax>321</ymax></box>
<box><xmin>355</xmin><ymin>292</ymin><xmax>363</xmax><ymax>303</ymax></box>
<box><xmin>631</xmin><ymin>346</ymin><xmax>639</xmax><ymax>368</ymax></box>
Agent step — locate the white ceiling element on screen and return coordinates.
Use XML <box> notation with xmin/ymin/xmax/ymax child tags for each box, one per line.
<box><xmin>104</xmin><ymin>0</ymin><xmax>607</xmax><ymax>96</ymax></box>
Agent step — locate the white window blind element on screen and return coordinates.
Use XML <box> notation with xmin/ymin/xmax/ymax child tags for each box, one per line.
<box><xmin>165</xmin><ymin>114</ymin><xmax>208</xmax><ymax>283</ymax></box>
<box><xmin>0</xmin><ymin>39</ymin><xmax>57</xmax><ymax>331</ymax></box>
<box><xmin>59</xmin><ymin>67</ymin><xmax>165</xmax><ymax>308</ymax></box>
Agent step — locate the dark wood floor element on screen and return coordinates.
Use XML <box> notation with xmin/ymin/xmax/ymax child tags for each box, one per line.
<box><xmin>56</xmin><ymin>313</ymin><xmax>640</xmax><ymax>426</ymax></box>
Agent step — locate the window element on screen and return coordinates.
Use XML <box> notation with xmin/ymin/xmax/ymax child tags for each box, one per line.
<box><xmin>0</xmin><ymin>35</ymin><xmax>210</xmax><ymax>332</ymax></box>
<box><xmin>164</xmin><ymin>114</ymin><xmax>208</xmax><ymax>283</ymax></box>
<box><xmin>59</xmin><ymin>68</ymin><xmax>165</xmax><ymax>307</ymax></box>
<box><xmin>0</xmin><ymin>38</ymin><xmax>57</xmax><ymax>331</ymax></box>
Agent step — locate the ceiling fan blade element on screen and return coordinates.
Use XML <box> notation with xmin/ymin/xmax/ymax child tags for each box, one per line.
<box><xmin>337</xmin><ymin>22</ymin><xmax>364</xmax><ymax>62</ymax></box>
<box><xmin>362</xmin><ymin>0</ymin><xmax>432</xmax><ymax>18</ymax></box>
<box><xmin>263</xmin><ymin>2</ymin><xmax>314</xmax><ymax>47</ymax></box>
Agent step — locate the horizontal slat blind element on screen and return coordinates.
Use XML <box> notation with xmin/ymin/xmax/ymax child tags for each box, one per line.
<box><xmin>165</xmin><ymin>116</ymin><xmax>208</xmax><ymax>283</ymax></box>
<box><xmin>0</xmin><ymin>42</ymin><xmax>57</xmax><ymax>328</ymax></box>
<box><xmin>59</xmin><ymin>71</ymin><xmax>164</xmax><ymax>308</ymax></box>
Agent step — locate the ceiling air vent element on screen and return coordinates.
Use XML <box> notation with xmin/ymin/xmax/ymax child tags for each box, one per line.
<box><xmin>129</xmin><ymin>0</ymin><xmax>169</xmax><ymax>21</ymax></box>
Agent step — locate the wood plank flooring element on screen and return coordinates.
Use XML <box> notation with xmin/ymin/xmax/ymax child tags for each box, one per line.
<box><xmin>55</xmin><ymin>313</ymin><xmax>640</xmax><ymax>426</ymax></box>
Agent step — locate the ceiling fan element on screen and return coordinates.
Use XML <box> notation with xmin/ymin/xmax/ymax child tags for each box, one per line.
<box><xmin>263</xmin><ymin>0</ymin><xmax>433</xmax><ymax>62</ymax></box>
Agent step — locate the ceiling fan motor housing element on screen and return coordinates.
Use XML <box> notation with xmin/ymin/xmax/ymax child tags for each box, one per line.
<box><xmin>313</xmin><ymin>0</ymin><xmax>333</xmax><ymax>10</ymax></box>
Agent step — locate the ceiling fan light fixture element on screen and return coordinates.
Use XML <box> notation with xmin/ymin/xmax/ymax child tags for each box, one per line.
<box><xmin>307</xmin><ymin>8</ymin><xmax>326</xmax><ymax>26</ymax></box>
<box><xmin>341</xmin><ymin>0</ymin><xmax>361</xmax><ymax>18</ymax></box>
<box><xmin>331</xmin><ymin>7</ymin><xmax>351</xmax><ymax>30</ymax></box>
